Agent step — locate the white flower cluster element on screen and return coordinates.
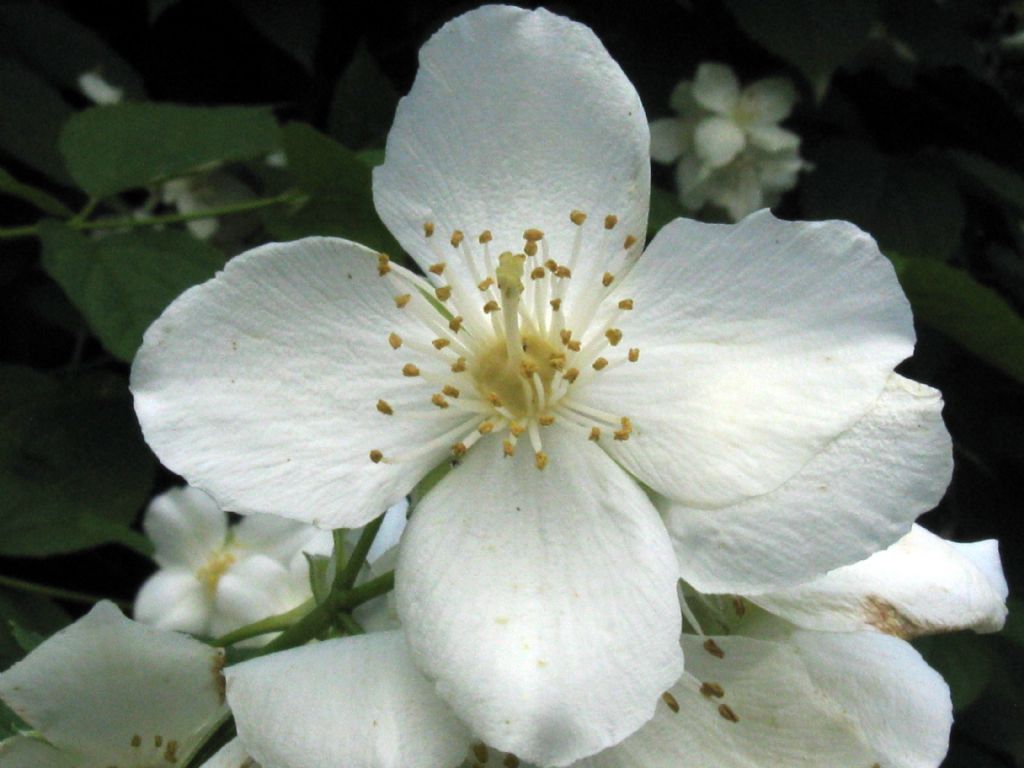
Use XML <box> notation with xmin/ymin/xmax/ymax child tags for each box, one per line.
<box><xmin>0</xmin><ymin>7</ymin><xmax>1008</xmax><ymax>768</ymax></box>
<box><xmin>650</xmin><ymin>62</ymin><xmax>808</xmax><ymax>221</ymax></box>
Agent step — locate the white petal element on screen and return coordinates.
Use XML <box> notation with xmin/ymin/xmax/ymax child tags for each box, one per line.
<box><xmin>752</xmin><ymin>524</ymin><xmax>1008</xmax><ymax>635</ymax></box>
<box><xmin>756</xmin><ymin>150</ymin><xmax>805</xmax><ymax>193</ymax></box>
<box><xmin>694</xmin><ymin>116</ymin><xmax>746</xmax><ymax>168</ymax></box>
<box><xmin>200</xmin><ymin>738</ymin><xmax>257</xmax><ymax>768</ymax></box>
<box><xmin>367</xmin><ymin>498</ymin><xmax>409</xmax><ymax>564</ymax></box>
<box><xmin>143</xmin><ymin>485</ymin><xmax>226</xmax><ymax>570</ymax></box>
<box><xmin>582</xmin><ymin>210</ymin><xmax>914</xmax><ymax>509</ymax></box>
<box><xmin>739</xmin><ymin>77</ymin><xmax>798</xmax><ymax>124</ymax></box>
<box><xmin>662</xmin><ymin>374</ymin><xmax>951</xmax><ymax>592</ymax></box>
<box><xmin>232</xmin><ymin>514</ymin><xmax>333</xmax><ymax>563</ymax></box>
<box><xmin>134</xmin><ymin>569</ymin><xmax>213</xmax><ymax>635</ymax></box>
<box><xmin>374</xmin><ymin>5</ymin><xmax>650</xmax><ymax>300</ymax></box>
<box><xmin>707</xmin><ymin>163</ymin><xmax>763</xmax><ymax>221</ymax></box>
<box><xmin>132</xmin><ymin>238</ymin><xmax>473</xmax><ymax>528</ymax></box>
<box><xmin>0</xmin><ymin>736</ymin><xmax>76</xmax><ymax>768</ymax></box>
<box><xmin>692</xmin><ymin>62</ymin><xmax>740</xmax><ymax>114</ymax></box>
<box><xmin>227</xmin><ymin>631</ymin><xmax>471</xmax><ymax>768</ymax></box>
<box><xmin>396</xmin><ymin>428</ymin><xmax>683</xmax><ymax>767</ymax></box>
<box><xmin>211</xmin><ymin>554</ymin><xmax>311</xmax><ymax>638</ymax></box>
<box><xmin>746</xmin><ymin>123</ymin><xmax>800</xmax><ymax>153</ymax></box>
<box><xmin>649</xmin><ymin>118</ymin><xmax>688</xmax><ymax>164</ymax></box>
<box><xmin>0</xmin><ymin>602</ymin><xmax>225</xmax><ymax>767</ymax></box>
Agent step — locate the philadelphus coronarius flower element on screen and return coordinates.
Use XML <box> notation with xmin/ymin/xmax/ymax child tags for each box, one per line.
<box><xmin>133</xmin><ymin>485</ymin><xmax>333</xmax><ymax>639</ymax></box>
<box><xmin>649</xmin><ymin>62</ymin><xmax>807</xmax><ymax>221</ymax></box>
<box><xmin>219</xmin><ymin>526</ymin><xmax>1006</xmax><ymax>768</ymax></box>
<box><xmin>131</xmin><ymin>5</ymin><xmax>953</xmax><ymax>765</ymax></box>
<box><xmin>0</xmin><ymin>602</ymin><xmax>229</xmax><ymax>768</ymax></box>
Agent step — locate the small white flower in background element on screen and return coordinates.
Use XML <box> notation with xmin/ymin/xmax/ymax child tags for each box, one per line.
<box><xmin>221</xmin><ymin>526</ymin><xmax>1007</xmax><ymax>768</ymax></box>
<box><xmin>650</xmin><ymin>62</ymin><xmax>808</xmax><ymax>221</ymax></box>
<box><xmin>134</xmin><ymin>485</ymin><xmax>333</xmax><ymax>640</ymax></box>
<box><xmin>77</xmin><ymin>70</ymin><xmax>123</xmax><ymax>105</ymax></box>
<box><xmin>0</xmin><ymin>602</ymin><xmax>230</xmax><ymax>768</ymax></box>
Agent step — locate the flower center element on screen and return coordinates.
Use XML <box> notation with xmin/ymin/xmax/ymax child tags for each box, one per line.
<box><xmin>471</xmin><ymin>332</ymin><xmax>559</xmax><ymax>421</ymax></box>
<box><xmin>196</xmin><ymin>549</ymin><xmax>236</xmax><ymax>594</ymax></box>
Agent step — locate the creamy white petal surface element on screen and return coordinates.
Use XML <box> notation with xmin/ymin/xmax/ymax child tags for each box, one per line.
<box><xmin>374</xmin><ymin>4</ymin><xmax>650</xmax><ymax>299</ymax></box>
<box><xmin>649</xmin><ymin>118</ymin><xmax>688</xmax><ymax>163</ymax></box>
<box><xmin>694</xmin><ymin>116</ymin><xmax>747</xmax><ymax>167</ymax></box>
<box><xmin>396</xmin><ymin>428</ymin><xmax>683</xmax><ymax>767</ymax></box>
<box><xmin>210</xmin><ymin>554</ymin><xmax>309</xmax><ymax>638</ymax></box>
<box><xmin>585</xmin><ymin>211</ymin><xmax>914</xmax><ymax>510</ymax></box>
<box><xmin>134</xmin><ymin>568</ymin><xmax>212</xmax><ymax>634</ymax></box>
<box><xmin>746</xmin><ymin>123</ymin><xmax>800</xmax><ymax>152</ymax></box>
<box><xmin>144</xmin><ymin>485</ymin><xmax>226</xmax><ymax>570</ymax></box>
<box><xmin>752</xmin><ymin>524</ymin><xmax>1008</xmax><ymax>635</ymax></box>
<box><xmin>661</xmin><ymin>374</ymin><xmax>951</xmax><ymax>592</ymax></box>
<box><xmin>227</xmin><ymin>631</ymin><xmax>470</xmax><ymax>768</ymax></box>
<box><xmin>0</xmin><ymin>602</ymin><xmax>225</xmax><ymax>768</ymax></box>
<box><xmin>0</xmin><ymin>736</ymin><xmax>76</xmax><ymax>768</ymax></box>
<box><xmin>232</xmin><ymin>513</ymin><xmax>333</xmax><ymax>562</ymax></box>
<box><xmin>132</xmin><ymin>239</ymin><xmax>468</xmax><ymax>527</ymax></box>
<box><xmin>692</xmin><ymin>62</ymin><xmax>740</xmax><ymax>113</ymax></box>
<box><xmin>739</xmin><ymin>77</ymin><xmax>798</xmax><ymax>124</ymax></box>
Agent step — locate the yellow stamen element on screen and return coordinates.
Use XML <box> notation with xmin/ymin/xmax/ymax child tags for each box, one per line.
<box><xmin>604</xmin><ymin>214</ymin><xmax>618</xmax><ymax>229</ymax></box>
<box><xmin>388</xmin><ymin>333</ymin><xmax>402</xmax><ymax>349</ymax></box>
<box><xmin>394</xmin><ymin>293</ymin><xmax>411</xmax><ymax>308</ymax></box>
<box><xmin>402</xmin><ymin>363</ymin><xmax>420</xmax><ymax>377</ymax></box>
<box><xmin>376</xmin><ymin>400</ymin><xmax>393</xmax><ymax>415</ymax></box>
<box><xmin>570</xmin><ymin>210</ymin><xmax>587</xmax><ymax>225</ymax></box>
<box><xmin>369</xmin><ymin>449</ymin><xmax>383</xmax><ymax>463</ymax></box>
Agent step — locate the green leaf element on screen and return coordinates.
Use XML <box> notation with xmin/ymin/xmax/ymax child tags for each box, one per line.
<box><xmin>722</xmin><ymin>0</ymin><xmax>877</xmax><ymax>99</ymax></box>
<box><xmin>263</xmin><ymin>122</ymin><xmax>400</xmax><ymax>254</ymax></box>
<box><xmin>0</xmin><ymin>2</ymin><xmax>144</xmax><ymax>98</ymax></box>
<box><xmin>0</xmin><ymin>589</ymin><xmax>69</xmax><ymax>670</ymax></box>
<box><xmin>227</xmin><ymin>0</ymin><xmax>321</xmax><ymax>73</ymax></box>
<box><xmin>0</xmin><ymin>367</ymin><xmax>156</xmax><ymax>557</ymax></box>
<box><xmin>888</xmin><ymin>255</ymin><xmax>1024</xmax><ymax>383</ymax></box>
<box><xmin>1002</xmin><ymin>598</ymin><xmax>1024</xmax><ymax>650</ymax></box>
<box><xmin>647</xmin><ymin>185</ymin><xmax>686</xmax><ymax>239</ymax></box>
<box><xmin>328</xmin><ymin>42</ymin><xmax>399</xmax><ymax>150</ymax></box>
<box><xmin>946</xmin><ymin>150</ymin><xmax>1024</xmax><ymax>214</ymax></box>
<box><xmin>913</xmin><ymin>631</ymin><xmax>996</xmax><ymax>711</ymax></box>
<box><xmin>59</xmin><ymin>103</ymin><xmax>280</xmax><ymax>197</ymax></box>
<box><xmin>40</xmin><ymin>223</ymin><xmax>227</xmax><ymax>362</ymax></box>
<box><xmin>0</xmin><ymin>166</ymin><xmax>72</xmax><ymax>217</ymax></box>
<box><xmin>0</xmin><ymin>57</ymin><xmax>73</xmax><ymax>184</ymax></box>
<box><xmin>802</xmin><ymin>139</ymin><xmax>964</xmax><ymax>262</ymax></box>
<box><xmin>149</xmin><ymin>0</ymin><xmax>181</xmax><ymax>23</ymax></box>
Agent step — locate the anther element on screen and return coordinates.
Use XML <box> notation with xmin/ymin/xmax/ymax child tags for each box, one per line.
<box><xmin>388</xmin><ymin>333</ymin><xmax>402</xmax><ymax>349</ymax></box>
<box><xmin>472</xmin><ymin>743</ymin><xmax>489</xmax><ymax>764</ymax></box>
<box><xmin>549</xmin><ymin>298</ymin><xmax>562</xmax><ymax>311</ymax></box>
<box><xmin>503</xmin><ymin>440</ymin><xmax>516</xmax><ymax>457</ymax></box>
<box><xmin>155</xmin><ymin>736</ymin><xmax>163</xmax><ymax>747</ymax></box>
<box><xmin>623</xmin><ymin>234</ymin><xmax>638</xmax><ymax>249</ymax></box>
<box><xmin>613</xmin><ymin>416</ymin><xmax>632</xmax><ymax>440</ymax></box>
<box><xmin>487</xmin><ymin>393</ymin><xmax>503</xmax><ymax>407</ymax></box>
<box><xmin>478</xmin><ymin>277</ymin><xmax>495</xmax><ymax>291</ymax></box>
<box><xmin>448</xmin><ymin>316</ymin><xmax>464</xmax><ymax>332</ymax></box>
<box><xmin>567</xmin><ymin>340</ymin><xmax>581</xmax><ymax>352</ymax></box>
<box><xmin>431</xmin><ymin>393</ymin><xmax>449</xmax><ymax>409</ymax></box>
<box><xmin>530</xmin><ymin>267</ymin><xmax>546</xmax><ymax>280</ymax></box>
<box><xmin>718</xmin><ymin>704</ymin><xmax>739</xmax><ymax>723</ymax></box>
<box><xmin>544</xmin><ymin>259</ymin><xmax>558</xmax><ymax>272</ymax></box>
<box><xmin>560</xmin><ymin>329</ymin><xmax>572</xmax><ymax>345</ymax></box>
<box><xmin>593</xmin><ymin>357</ymin><xmax>609</xmax><ymax>370</ymax></box>
<box><xmin>535</xmin><ymin>451</ymin><xmax>548</xmax><ymax>470</ymax></box>
<box><xmin>423</xmin><ymin>222</ymin><xmax>435</xmax><ymax>237</ymax></box>
<box><xmin>443</xmin><ymin>385</ymin><xmax>461</xmax><ymax>398</ymax></box>
<box><xmin>539</xmin><ymin>415</ymin><xmax>555</xmax><ymax>426</ymax></box>
<box><xmin>602</xmin><ymin>272</ymin><xmax>615</xmax><ymax>287</ymax></box>
<box><xmin>483</xmin><ymin>300</ymin><xmax>501</xmax><ymax>313</ymax></box>
<box><xmin>131</xmin><ymin>735</ymin><xmax>142</xmax><ymax>748</ymax></box>
<box><xmin>661</xmin><ymin>692</ymin><xmax>680</xmax><ymax>713</ymax></box>
<box><xmin>429</xmin><ymin>262</ymin><xmax>446</xmax><ymax>275</ymax></box>
<box><xmin>628</xmin><ymin>347</ymin><xmax>640</xmax><ymax>362</ymax></box>
<box><xmin>605</xmin><ymin>329</ymin><xmax>623</xmax><ymax>346</ymax></box>
<box><xmin>435</xmin><ymin>285</ymin><xmax>452</xmax><ymax>302</ymax></box>
<box><xmin>369</xmin><ymin>449</ymin><xmax>384</xmax><ymax>463</ymax></box>
<box><xmin>450</xmin><ymin>230</ymin><xmax>464</xmax><ymax>248</ymax></box>
<box><xmin>432</xmin><ymin>338</ymin><xmax>450</xmax><ymax>350</ymax></box>
<box><xmin>509</xmin><ymin>422</ymin><xmax>526</xmax><ymax>437</ymax></box>
<box><xmin>402</xmin><ymin>363</ymin><xmax>420</xmax><ymax>377</ymax></box>
<box><xmin>732</xmin><ymin>597</ymin><xmax>746</xmax><ymax>616</ymax></box>
<box><xmin>452</xmin><ymin>442</ymin><xmax>468</xmax><ymax>458</ymax></box>
<box><xmin>700</xmin><ymin>682</ymin><xmax>725</xmax><ymax>699</ymax></box>
<box><xmin>520</xmin><ymin>360</ymin><xmax>539</xmax><ymax>377</ymax></box>
<box><xmin>604</xmin><ymin>214</ymin><xmax>618</xmax><ymax>229</ymax></box>
<box><xmin>377</xmin><ymin>253</ymin><xmax>391</xmax><ymax>276</ymax></box>
<box><xmin>617</xmin><ymin>299</ymin><xmax>634</xmax><ymax>310</ymax></box>
<box><xmin>451</xmin><ymin>357</ymin><xmax>467</xmax><ymax>373</ymax></box>
<box><xmin>524</xmin><ymin>241</ymin><xmax>538</xmax><ymax>256</ymax></box>
<box><xmin>570</xmin><ymin>210</ymin><xmax>587</xmax><ymax>225</ymax></box>
<box><xmin>394</xmin><ymin>293</ymin><xmax>411</xmax><ymax>308</ymax></box>
<box><xmin>478</xmin><ymin>422</ymin><xmax>495</xmax><ymax>434</ymax></box>
<box><xmin>703</xmin><ymin>638</ymin><xmax>725</xmax><ymax>658</ymax></box>
<box><xmin>563</xmin><ymin>368</ymin><xmax>580</xmax><ymax>383</ymax></box>
<box><xmin>376</xmin><ymin>400</ymin><xmax>393</xmax><ymax>415</ymax></box>
<box><xmin>589</xmin><ymin>426</ymin><xmax>601</xmax><ymax>441</ymax></box>
<box><xmin>523</xmin><ymin>228</ymin><xmax>544</xmax><ymax>242</ymax></box>
<box><xmin>555</xmin><ymin>266</ymin><xmax>572</xmax><ymax>279</ymax></box>
<box><xmin>479</xmin><ymin>230</ymin><xmax>493</xmax><ymax>244</ymax></box>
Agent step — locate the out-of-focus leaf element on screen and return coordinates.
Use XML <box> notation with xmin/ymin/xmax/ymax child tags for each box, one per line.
<box><xmin>39</xmin><ymin>222</ymin><xmax>227</xmax><ymax>362</ymax></box>
<box><xmin>0</xmin><ymin>1</ymin><xmax>144</xmax><ymax>98</ymax></box>
<box><xmin>647</xmin><ymin>185</ymin><xmax>686</xmax><ymax>239</ymax></box>
<box><xmin>0</xmin><ymin>166</ymin><xmax>72</xmax><ymax>217</ymax></box>
<box><xmin>1003</xmin><ymin>598</ymin><xmax>1024</xmax><ymax>650</ymax></box>
<box><xmin>149</xmin><ymin>0</ymin><xmax>182</xmax><ymax>24</ymax></box>
<box><xmin>913</xmin><ymin>632</ymin><xmax>996</xmax><ymax>711</ymax></box>
<box><xmin>263</xmin><ymin>123</ymin><xmax>400</xmax><ymax>254</ymax></box>
<box><xmin>0</xmin><ymin>367</ymin><xmax>156</xmax><ymax>557</ymax></box>
<box><xmin>328</xmin><ymin>43</ymin><xmax>398</xmax><ymax>149</ymax></box>
<box><xmin>802</xmin><ymin>139</ymin><xmax>964</xmax><ymax>262</ymax></box>
<box><xmin>947</xmin><ymin>150</ymin><xmax>1024</xmax><ymax>214</ymax></box>
<box><xmin>0</xmin><ymin>58</ymin><xmax>73</xmax><ymax>184</ymax></box>
<box><xmin>227</xmin><ymin>0</ymin><xmax>320</xmax><ymax>73</ymax></box>
<box><xmin>722</xmin><ymin>0</ymin><xmax>877</xmax><ymax>99</ymax></box>
<box><xmin>879</xmin><ymin>0</ymin><xmax>984</xmax><ymax>74</ymax></box>
<box><xmin>59</xmin><ymin>103</ymin><xmax>279</xmax><ymax>197</ymax></box>
<box><xmin>888</xmin><ymin>254</ymin><xmax>1024</xmax><ymax>383</ymax></box>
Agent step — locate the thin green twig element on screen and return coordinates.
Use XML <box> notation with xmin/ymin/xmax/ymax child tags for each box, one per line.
<box><xmin>0</xmin><ymin>574</ymin><xmax>131</xmax><ymax>610</ymax></box>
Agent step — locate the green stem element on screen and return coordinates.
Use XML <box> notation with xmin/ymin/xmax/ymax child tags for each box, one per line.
<box><xmin>210</xmin><ymin>598</ymin><xmax>314</xmax><ymax>647</ymax></box>
<box><xmin>70</xmin><ymin>196</ymin><xmax>100</xmax><ymax>224</ymax></box>
<box><xmin>334</xmin><ymin>514</ymin><xmax>385</xmax><ymax>592</ymax></box>
<box><xmin>0</xmin><ymin>191</ymin><xmax>303</xmax><ymax>240</ymax></box>
<box><xmin>336</xmin><ymin>570</ymin><xmax>395</xmax><ymax>609</ymax></box>
<box><xmin>0</xmin><ymin>574</ymin><xmax>131</xmax><ymax>610</ymax></box>
<box><xmin>337</xmin><ymin>611</ymin><xmax>365</xmax><ymax>635</ymax></box>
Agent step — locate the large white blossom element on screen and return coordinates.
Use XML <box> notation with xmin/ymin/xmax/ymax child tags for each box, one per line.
<box><xmin>223</xmin><ymin>527</ymin><xmax>1006</xmax><ymax>768</ymax></box>
<box><xmin>134</xmin><ymin>485</ymin><xmax>333</xmax><ymax>639</ymax></box>
<box><xmin>650</xmin><ymin>62</ymin><xmax>808</xmax><ymax>221</ymax></box>
<box><xmin>0</xmin><ymin>602</ymin><xmax>229</xmax><ymax>768</ymax></box>
<box><xmin>131</xmin><ymin>5</ymin><xmax>952</xmax><ymax>764</ymax></box>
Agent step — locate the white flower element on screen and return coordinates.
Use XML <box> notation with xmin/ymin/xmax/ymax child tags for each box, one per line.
<box><xmin>134</xmin><ymin>485</ymin><xmax>333</xmax><ymax>639</ymax></box>
<box><xmin>131</xmin><ymin>6</ymin><xmax>951</xmax><ymax>764</ymax></box>
<box><xmin>77</xmin><ymin>70</ymin><xmax>124</xmax><ymax>105</ymax></box>
<box><xmin>222</xmin><ymin>527</ymin><xmax>1006</xmax><ymax>768</ymax></box>
<box><xmin>0</xmin><ymin>602</ymin><xmax>228</xmax><ymax>768</ymax></box>
<box><xmin>650</xmin><ymin>62</ymin><xmax>808</xmax><ymax>221</ymax></box>
<box><xmin>160</xmin><ymin>171</ymin><xmax>255</xmax><ymax>241</ymax></box>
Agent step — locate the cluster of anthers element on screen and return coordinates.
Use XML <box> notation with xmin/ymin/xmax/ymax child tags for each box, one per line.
<box><xmin>370</xmin><ymin>210</ymin><xmax>644</xmax><ymax>470</ymax></box>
